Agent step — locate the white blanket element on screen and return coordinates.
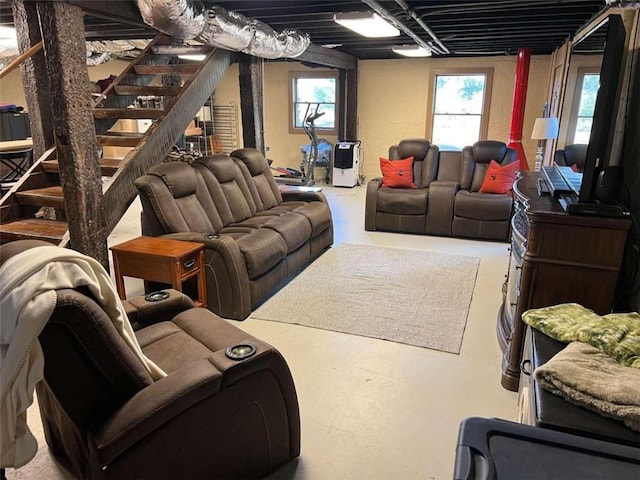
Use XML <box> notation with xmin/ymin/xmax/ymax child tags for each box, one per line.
<box><xmin>0</xmin><ymin>246</ymin><xmax>166</xmax><ymax>468</ymax></box>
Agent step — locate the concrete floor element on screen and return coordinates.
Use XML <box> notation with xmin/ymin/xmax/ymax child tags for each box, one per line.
<box><xmin>12</xmin><ymin>184</ymin><xmax>518</xmax><ymax>480</ymax></box>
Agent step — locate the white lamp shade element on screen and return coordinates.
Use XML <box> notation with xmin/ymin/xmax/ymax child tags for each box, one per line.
<box><xmin>334</xmin><ymin>12</ymin><xmax>400</xmax><ymax>38</ymax></box>
<box><xmin>531</xmin><ymin>117</ymin><xmax>559</xmax><ymax>140</ymax></box>
<box><xmin>392</xmin><ymin>45</ymin><xmax>432</xmax><ymax>57</ymax></box>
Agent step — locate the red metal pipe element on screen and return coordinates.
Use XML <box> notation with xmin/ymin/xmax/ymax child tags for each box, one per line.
<box><xmin>507</xmin><ymin>48</ymin><xmax>532</xmax><ymax>171</ymax></box>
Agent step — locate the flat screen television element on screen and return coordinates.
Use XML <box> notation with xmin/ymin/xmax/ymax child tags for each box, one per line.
<box><xmin>577</xmin><ymin>14</ymin><xmax>626</xmax><ymax>204</ymax></box>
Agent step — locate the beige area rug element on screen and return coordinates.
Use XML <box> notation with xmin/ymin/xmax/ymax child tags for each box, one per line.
<box><xmin>252</xmin><ymin>243</ymin><xmax>480</xmax><ymax>354</ymax></box>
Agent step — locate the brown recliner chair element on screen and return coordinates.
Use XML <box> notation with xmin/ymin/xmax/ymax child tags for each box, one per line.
<box><xmin>554</xmin><ymin>144</ymin><xmax>588</xmax><ymax>172</ymax></box>
<box><xmin>365</xmin><ymin>138</ymin><xmax>440</xmax><ymax>233</ymax></box>
<box><xmin>0</xmin><ymin>240</ymin><xmax>300</xmax><ymax>479</ymax></box>
<box><xmin>451</xmin><ymin>140</ymin><xmax>517</xmax><ymax>240</ymax></box>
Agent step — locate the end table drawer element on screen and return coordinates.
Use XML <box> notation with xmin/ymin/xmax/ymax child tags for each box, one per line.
<box><xmin>179</xmin><ymin>254</ymin><xmax>200</xmax><ymax>276</ymax></box>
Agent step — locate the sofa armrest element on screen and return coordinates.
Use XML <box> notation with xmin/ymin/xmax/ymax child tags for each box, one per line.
<box><xmin>92</xmin><ymin>359</ymin><xmax>223</xmax><ymax>466</ymax></box>
<box><xmin>281</xmin><ymin>189</ymin><xmax>328</xmax><ymax>204</ymax></box>
<box><xmin>159</xmin><ymin>232</ymin><xmax>252</xmax><ymax>320</ymax></box>
<box><xmin>426</xmin><ymin>181</ymin><xmax>459</xmax><ymax>236</ymax></box>
<box><xmin>123</xmin><ymin>289</ymin><xmax>195</xmax><ymax>330</ymax></box>
<box><xmin>93</xmin><ymin>340</ymin><xmax>283</xmax><ymax>467</ymax></box>
<box><xmin>364</xmin><ymin>177</ymin><xmax>383</xmax><ymax>231</ymax></box>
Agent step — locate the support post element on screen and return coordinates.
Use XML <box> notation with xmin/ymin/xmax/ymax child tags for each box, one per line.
<box><xmin>507</xmin><ymin>48</ymin><xmax>532</xmax><ymax>171</ymax></box>
<box><xmin>238</xmin><ymin>54</ymin><xmax>265</xmax><ymax>153</ymax></box>
<box><xmin>11</xmin><ymin>0</ymin><xmax>55</xmax><ymax>159</ymax></box>
<box><xmin>345</xmin><ymin>69</ymin><xmax>358</xmax><ymax>141</ymax></box>
<box><xmin>37</xmin><ymin>1</ymin><xmax>107</xmax><ymax>267</ymax></box>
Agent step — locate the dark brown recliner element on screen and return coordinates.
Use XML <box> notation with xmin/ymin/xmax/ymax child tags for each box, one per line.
<box><xmin>0</xmin><ymin>240</ymin><xmax>300</xmax><ymax>479</ymax></box>
<box><xmin>451</xmin><ymin>140</ymin><xmax>517</xmax><ymax>240</ymax></box>
<box><xmin>365</xmin><ymin>138</ymin><xmax>439</xmax><ymax>233</ymax></box>
<box><xmin>554</xmin><ymin>144</ymin><xmax>588</xmax><ymax>172</ymax></box>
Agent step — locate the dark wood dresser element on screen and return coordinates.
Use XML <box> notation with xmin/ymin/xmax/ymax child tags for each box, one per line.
<box><xmin>497</xmin><ymin>171</ymin><xmax>631</xmax><ymax>391</ymax></box>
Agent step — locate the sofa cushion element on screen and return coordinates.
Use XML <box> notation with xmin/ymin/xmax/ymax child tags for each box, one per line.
<box><xmin>455</xmin><ymin>190</ymin><xmax>513</xmax><ymax>221</ymax></box>
<box><xmin>234</xmin><ymin>229</ymin><xmax>287</xmax><ymax>279</ymax></box>
<box><xmin>377</xmin><ymin>188</ymin><xmax>428</xmax><ymax>215</ymax></box>
<box><xmin>479</xmin><ymin>159</ymin><xmax>519</xmax><ymax>194</ymax></box>
<box><xmin>231</xmin><ymin>149</ymin><xmax>283</xmax><ymax>211</ymax></box>
<box><xmin>263</xmin><ymin>213</ymin><xmax>313</xmax><ymax>252</ymax></box>
<box><xmin>393</xmin><ymin>139</ymin><xmax>439</xmax><ymax>187</ymax></box>
<box><xmin>289</xmin><ymin>202</ymin><xmax>332</xmax><ymax>237</ymax></box>
<box><xmin>196</xmin><ymin>155</ymin><xmax>257</xmax><ymax>224</ymax></box>
<box><xmin>380</xmin><ymin>157</ymin><xmax>417</xmax><ymax>188</ymax></box>
<box><xmin>135</xmin><ymin>162</ymin><xmax>223</xmax><ymax>233</ymax></box>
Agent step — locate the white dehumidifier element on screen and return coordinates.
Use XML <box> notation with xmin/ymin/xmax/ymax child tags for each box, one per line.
<box><xmin>333</xmin><ymin>141</ymin><xmax>360</xmax><ymax>187</ymax></box>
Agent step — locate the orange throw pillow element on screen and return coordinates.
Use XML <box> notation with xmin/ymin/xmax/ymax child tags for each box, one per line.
<box><xmin>479</xmin><ymin>159</ymin><xmax>519</xmax><ymax>194</ymax></box>
<box><xmin>379</xmin><ymin>156</ymin><xmax>417</xmax><ymax>188</ymax></box>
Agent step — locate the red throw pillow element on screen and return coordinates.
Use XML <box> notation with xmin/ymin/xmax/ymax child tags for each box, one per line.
<box><xmin>379</xmin><ymin>156</ymin><xmax>417</xmax><ymax>188</ymax></box>
<box><xmin>479</xmin><ymin>159</ymin><xmax>520</xmax><ymax>194</ymax></box>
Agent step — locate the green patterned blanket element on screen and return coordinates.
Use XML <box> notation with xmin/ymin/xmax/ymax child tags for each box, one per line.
<box><xmin>522</xmin><ymin>303</ymin><xmax>640</xmax><ymax>368</ymax></box>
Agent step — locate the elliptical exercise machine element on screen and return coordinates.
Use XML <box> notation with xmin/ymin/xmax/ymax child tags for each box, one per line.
<box><xmin>272</xmin><ymin>103</ymin><xmax>325</xmax><ymax>186</ymax></box>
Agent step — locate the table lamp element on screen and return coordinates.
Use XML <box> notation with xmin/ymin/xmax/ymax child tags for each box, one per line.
<box><xmin>531</xmin><ymin>117</ymin><xmax>559</xmax><ymax>171</ymax></box>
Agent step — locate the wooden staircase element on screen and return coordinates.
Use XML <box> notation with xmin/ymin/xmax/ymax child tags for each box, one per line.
<box><xmin>0</xmin><ymin>35</ymin><xmax>234</xmax><ymax>245</ymax></box>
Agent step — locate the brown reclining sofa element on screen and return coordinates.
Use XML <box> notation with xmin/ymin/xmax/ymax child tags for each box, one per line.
<box><xmin>134</xmin><ymin>148</ymin><xmax>333</xmax><ymax>320</ymax></box>
<box><xmin>365</xmin><ymin>139</ymin><xmax>517</xmax><ymax>241</ymax></box>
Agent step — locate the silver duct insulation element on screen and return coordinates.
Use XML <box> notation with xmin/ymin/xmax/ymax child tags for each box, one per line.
<box><xmin>86</xmin><ymin>39</ymin><xmax>151</xmax><ymax>53</ymax></box>
<box><xmin>137</xmin><ymin>0</ymin><xmax>206</xmax><ymax>39</ymax></box>
<box><xmin>0</xmin><ymin>42</ymin><xmax>19</xmax><ymax>61</ymax></box>
<box><xmin>86</xmin><ymin>51</ymin><xmax>110</xmax><ymax>66</ymax></box>
<box><xmin>85</xmin><ymin>39</ymin><xmax>151</xmax><ymax>66</ymax></box>
<box><xmin>135</xmin><ymin>1</ymin><xmax>310</xmax><ymax>58</ymax></box>
<box><xmin>605</xmin><ymin>0</ymin><xmax>640</xmax><ymax>6</ymax></box>
<box><xmin>0</xmin><ymin>39</ymin><xmax>149</xmax><ymax>69</ymax></box>
<box><xmin>197</xmin><ymin>6</ymin><xmax>310</xmax><ymax>59</ymax></box>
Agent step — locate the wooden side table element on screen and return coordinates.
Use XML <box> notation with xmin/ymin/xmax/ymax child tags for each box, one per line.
<box><xmin>110</xmin><ymin>236</ymin><xmax>207</xmax><ymax>308</ymax></box>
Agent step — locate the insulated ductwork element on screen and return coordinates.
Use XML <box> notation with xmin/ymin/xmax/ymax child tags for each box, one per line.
<box><xmin>86</xmin><ymin>39</ymin><xmax>151</xmax><ymax>65</ymax></box>
<box><xmin>0</xmin><ymin>39</ymin><xmax>149</xmax><ymax>69</ymax></box>
<box><xmin>137</xmin><ymin>0</ymin><xmax>207</xmax><ymax>39</ymax></box>
<box><xmin>0</xmin><ymin>41</ymin><xmax>19</xmax><ymax>69</ymax></box>
<box><xmin>605</xmin><ymin>0</ymin><xmax>640</xmax><ymax>6</ymax></box>
<box><xmin>136</xmin><ymin>1</ymin><xmax>310</xmax><ymax>59</ymax></box>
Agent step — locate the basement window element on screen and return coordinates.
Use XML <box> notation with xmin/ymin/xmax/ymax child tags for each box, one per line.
<box><xmin>426</xmin><ymin>68</ymin><xmax>493</xmax><ymax>150</ymax></box>
<box><xmin>289</xmin><ymin>71</ymin><xmax>338</xmax><ymax>135</ymax></box>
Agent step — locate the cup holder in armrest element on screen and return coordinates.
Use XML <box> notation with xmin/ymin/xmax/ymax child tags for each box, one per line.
<box><xmin>205</xmin><ymin>233</ymin><xmax>220</xmax><ymax>240</ymax></box>
<box><xmin>144</xmin><ymin>291</ymin><xmax>171</xmax><ymax>302</ymax></box>
<box><xmin>225</xmin><ymin>344</ymin><xmax>256</xmax><ymax>361</ymax></box>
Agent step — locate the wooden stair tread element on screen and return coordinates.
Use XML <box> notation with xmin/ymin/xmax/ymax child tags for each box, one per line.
<box><xmin>97</xmin><ymin>135</ymin><xmax>142</xmax><ymax>147</ymax></box>
<box><xmin>99</xmin><ymin>158</ymin><xmax>122</xmax><ymax>175</ymax></box>
<box><xmin>93</xmin><ymin>108</ymin><xmax>164</xmax><ymax>119</ymax></box>
<box><xmin>43</xmin><ymin>158</ymin><xmax>121</xmax><ymax>176</ymax></box>
<box><xmin>16</xmin><ymin>186</ymin><xmax>65</xmax><ymax>209</ymax></box>
<box><xmin>133</xmin><ymin>64</ymin><xmax>199</xmax><ymax>75</ymax></box>
<box><xmin>151</xmin><ymin>45</ymin><xmax>213</xmax><ymax>55</ymax></box>
<box><xmin>114</xmin><ymin>85</ymin><xmax>182</xmax><ymax>96</ymax></box>
<box><xmin>0</xmin><ymin>218</ymin><xmax>68</xmax><ymax>243</ymax></box>
<box><xmin>100</xmin><ymin>131</ymin><xmax>144</xmax><ymax>137</ymax></box>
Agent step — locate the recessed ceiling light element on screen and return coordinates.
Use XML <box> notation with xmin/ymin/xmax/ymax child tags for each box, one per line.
<box><xmin>178</xmin><ymin>54</ymin><xmax>206</xmax><ymax>61</ymax></box>
<box><xmin>392</xmin><ymin>45</ymin><xmax>432</xmax><ymax>57</ymax></box>
<box><xmin>334</xmin><ymin>12</ymin><xmax>400</xmax><ymax>38</ymax></box>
